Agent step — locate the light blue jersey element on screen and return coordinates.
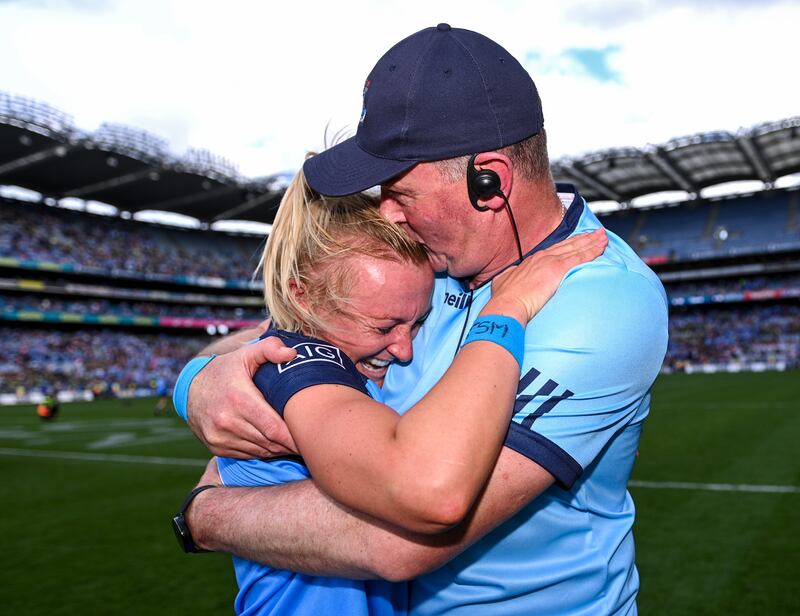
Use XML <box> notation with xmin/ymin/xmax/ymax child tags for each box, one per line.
<box><xmin>382</xmin><ymin>186</ymin><xmax>669</xmax><ymax>615</ymax></box>
<box><xmin>218</xmin><ymin>329</ymin><xmax>407</xmax><ymax>616</ymax></box>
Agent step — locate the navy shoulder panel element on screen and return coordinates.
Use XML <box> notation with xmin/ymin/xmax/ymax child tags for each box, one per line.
<box><xmin>253</xmin><ymin>328</ymin><xmax>369</xmax><ymax>416</ymax></box>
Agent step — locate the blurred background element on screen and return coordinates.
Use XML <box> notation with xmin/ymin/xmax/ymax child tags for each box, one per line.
<box><xmin>0</xmin><ymin>1</ymin><xmax>798</xmax><ymax>615</ymax></box>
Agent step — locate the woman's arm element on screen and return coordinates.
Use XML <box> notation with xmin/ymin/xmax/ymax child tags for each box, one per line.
<box><xmin>284</xmin><ymin>336</ymin><xmax>517</xmax><ymax>534</ymax></box>
<box><xmin>283</xmin><ymin>229</ymin><xmax>607</xmax><ymax>534</ymax></box>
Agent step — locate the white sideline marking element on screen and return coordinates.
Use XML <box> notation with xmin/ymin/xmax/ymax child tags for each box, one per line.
<box><xmin>629</xmin><ymin>479</ymin><xmax>800</xmax><ymax>494</ymax></box>
<box><xmin>0</xmin><ymin>447</ymin><xmax>207</xmax><ymax>467</ymax></box>
<box><xmin>0</xmin><ymin>420</ymin><xmax>193</xmax><ymax>449</ymax></box>
<box><xmin>87</xmin><ymin>432</ymin><xmax>137</xmax><ymax>449</ymax></box>
<box><xmin>0</xmin><ymin>447</ymin><xmax>797</xmax><ymax>494</ymax></box>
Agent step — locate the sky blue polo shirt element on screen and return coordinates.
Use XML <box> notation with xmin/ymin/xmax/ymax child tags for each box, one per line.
<box><xmin>382</xmin><ymin>186</ymin><xmax>668</xmax><ymax>615</ymax></box>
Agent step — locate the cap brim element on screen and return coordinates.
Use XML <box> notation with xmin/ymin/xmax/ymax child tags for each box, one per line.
<box><xmin>303</xmin><ymin>137</ymin><xmax>416</xmax><ymax>197</ymax></box>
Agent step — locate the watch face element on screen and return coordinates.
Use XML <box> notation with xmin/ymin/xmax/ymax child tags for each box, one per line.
<box><xmin>172</xmin><ymin>514</ymin><xmax>193</xmax><ymax>553</ymax></box>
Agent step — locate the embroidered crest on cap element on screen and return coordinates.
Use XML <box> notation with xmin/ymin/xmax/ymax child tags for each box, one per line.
<box><xmin>359</xmin><ymin>78</ymin><xmax>371</xmax><ymax>124</ymax></box>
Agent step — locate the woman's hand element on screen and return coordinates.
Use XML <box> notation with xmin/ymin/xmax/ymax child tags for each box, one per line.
<box><xmin>484</xmin><ymin>228</ymin><xmax>608</xmax><ymax>324</ymax></box>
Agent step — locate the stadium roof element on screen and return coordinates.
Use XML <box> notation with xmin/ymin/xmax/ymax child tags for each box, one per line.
<box><xmin>0</xmin><ymin>93</ymin><xmax>284</xmax><ymax>224</ymax></box>
<box><xmin>1</xmin><ymin>91</ymin><xmax>799</xmax><ymax>223</ymax></box>
<box><xmin>552</xmin><ymin>118</ymin><xmax>800</xmax><ymax>203</ymax></box>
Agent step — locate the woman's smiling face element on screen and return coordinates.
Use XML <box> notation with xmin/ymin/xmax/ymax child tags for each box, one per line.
<box><xmin>317</xmin><ymin>255</ymin><xmax>434</xmax><ymax>386</ymax></box>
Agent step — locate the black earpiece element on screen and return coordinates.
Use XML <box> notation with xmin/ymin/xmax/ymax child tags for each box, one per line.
<box><xmin>467</xmin><ymin>153</ymin><xmax>502</xmax><ymax>211</ymax></box>
<box><xmin>465</xmin><ymin>153</ymin><xmax>524</xmax><ymax>263</ymax></box>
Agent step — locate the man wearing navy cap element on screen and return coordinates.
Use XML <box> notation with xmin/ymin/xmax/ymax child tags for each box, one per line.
<box><xmin>175</xmin><ymin>24</ymin><xmax>668</xmax><ymax>615</ymax></box>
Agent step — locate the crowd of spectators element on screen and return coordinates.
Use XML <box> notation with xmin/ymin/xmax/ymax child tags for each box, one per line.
<box><xmin>1</xmin><ymin>196</ymin><xmax>798</xmax><ymax>396</ymax></box>
<box><xmin>665</xmin><ymin>303</ymin><xmax>800</xmax><ymax>370</ymax></box>
<box><xmin>665</xmin><ymin>274</ymin><xmax>800</xmax><ymax>297</ymax></box>
<box><xmin>0</xmin><ymin>327</ymin><xmax>209</xmax><ymax>394</ymax></box>
<box><xmin>2</xmin><ymin>301</ymin><xmax>796</xmax><ymax>396</ymax></box>
<box><xmin>0</xmin><ymin>198</ymin><xmax>262</xmax><ymax>281</ymax></box>
<box><xmin>0</xmin><ymin>293</ymin><xmax>264</xmax><ymax>321</ymax></box>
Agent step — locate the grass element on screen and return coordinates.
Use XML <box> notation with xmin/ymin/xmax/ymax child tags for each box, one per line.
<box><xmin>1</xmin><ymin>371</ymin><xmax>798</xmax><ymax>615</ymax></box>
<box><xmin>632</xmin><ymin>372</ymin><xmax>800</xmax><ymax>616</ymax></box>
<box><xmin>0</xmin><ymin>399</ymin><xmax>234</xmax><ymax>615</ymax></box>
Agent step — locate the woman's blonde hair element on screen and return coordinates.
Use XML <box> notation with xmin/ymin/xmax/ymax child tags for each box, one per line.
<box><xmin>260</xmin><ymin>159</ymin><xmax>428</xmax><ymax>337</ymax></box>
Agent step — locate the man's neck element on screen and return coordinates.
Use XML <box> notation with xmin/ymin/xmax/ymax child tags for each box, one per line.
<box><xmin>468</xmin><ymin>185</ymin><xmax>567</xmax><ymax>289</ymax></box>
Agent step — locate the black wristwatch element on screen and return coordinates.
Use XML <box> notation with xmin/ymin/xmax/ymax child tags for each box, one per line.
<box><xmin>172</xmin><ymin>484</ymin><xmax>218</xmax><ymax>553</ymax></box>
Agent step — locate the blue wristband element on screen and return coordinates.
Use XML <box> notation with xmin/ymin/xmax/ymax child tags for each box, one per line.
<box><xmin>463</xmin><ymin>315</ymin><xmax>525</xmax><ymax>369</ymax></box>
<box><xmin>172</xmin><ymin>355</ymin><xmax>216</xmax><ymax>422</ymax></box>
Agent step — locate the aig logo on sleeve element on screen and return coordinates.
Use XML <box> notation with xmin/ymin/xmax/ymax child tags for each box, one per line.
<box><xmin>277</xmin><ymin>342</ymin><xmax>346</xmax><ymax>373</ymax></box>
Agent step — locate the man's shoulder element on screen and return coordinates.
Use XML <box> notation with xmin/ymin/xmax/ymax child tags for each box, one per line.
<box><xmin>569</xmin><ymin>206</ymin><xmax>667</xmax><ymax>307</ymax></box>
<box><xmin>529</xmin><ymin>212</ymin><xmax>669</xmax><ymax>357</ymax></box>
<box><xmin>552</xmin><ymin>254</ymin><xmax>668</xmax><ymax>333</ymax></box>
<box><xmin>571</xmin><ymin>244</ymin><xmax>665</xmax><ymax>299</ymax></box>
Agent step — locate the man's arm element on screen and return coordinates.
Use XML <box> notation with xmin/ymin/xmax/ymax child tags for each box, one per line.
<box><xmin>189</xmin><ymin>447</ymin><xmax>553</xmax><ymax>582</ymax></box>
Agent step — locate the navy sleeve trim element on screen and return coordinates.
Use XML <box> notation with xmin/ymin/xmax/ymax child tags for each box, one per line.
<box><xmin>254</xmin><ymin>361</ymin><xmax>368</xmax><ymax>417</ymax></box>
<box><xmin>274</xmin><ymin>367</ymin><xmax>366</xmax><ymax>415</ymax></box>
<box><xmin>504</xmin><ymin>423</ymin><xmax>583</xmax><ymax>489</ymax></box>
<box><xmin>252</xmin><ymin>328</ymin><xmax>369</xmax><ymax>416</ymax></box>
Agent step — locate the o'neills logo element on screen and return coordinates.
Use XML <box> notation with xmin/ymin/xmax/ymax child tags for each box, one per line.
<box><xmin>443</xmin><ymin>291</ymin><xmax>471</xmax><ymax>310</ymax></box>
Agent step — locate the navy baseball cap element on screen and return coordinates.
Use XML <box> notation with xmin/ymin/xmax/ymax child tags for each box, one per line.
<box><xmin>304</xmin><ymin>23</ymin><xmax>543</xmax><ymax>196</ymax></box>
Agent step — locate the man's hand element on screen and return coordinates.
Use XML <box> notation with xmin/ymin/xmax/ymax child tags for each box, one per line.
<box><xmin>187</xmin><ymin>336</ymin><xmax>299</xmax><ymax>458</ymax></box>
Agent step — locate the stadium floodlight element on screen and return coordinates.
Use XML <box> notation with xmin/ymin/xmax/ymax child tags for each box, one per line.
<box><xmin>714</xmin><ymin>226</ymin><xmax>730</xmax><ymax>241</ymax></box>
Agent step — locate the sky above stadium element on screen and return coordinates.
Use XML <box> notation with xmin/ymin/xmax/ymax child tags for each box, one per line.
<box><xmin>1</xmin><ymin>0</ymin><xmax>799</xmax><ymax>187</ymax></box>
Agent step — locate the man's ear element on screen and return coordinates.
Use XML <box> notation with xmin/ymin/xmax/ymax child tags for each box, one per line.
<box><xmin>470</xmin><ymin>152</ymin><xmax>514</xmax><ymax>212</ymax></box>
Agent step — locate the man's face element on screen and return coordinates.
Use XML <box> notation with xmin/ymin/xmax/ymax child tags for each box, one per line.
<box><xmin>379</xmin><ymin>163</ymin><xmax>478</xmax><ymax>278</ymax></box>
<box><xmin>320</xmin><ymin>255</ymin><xmax>433</xmax><ymax>386</ymax></box>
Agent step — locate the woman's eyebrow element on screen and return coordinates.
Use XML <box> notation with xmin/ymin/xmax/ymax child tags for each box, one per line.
<box><xmin>369</xmin><ymin>311</ymin><xmax>426</xmax><ymax>325</ymax></box>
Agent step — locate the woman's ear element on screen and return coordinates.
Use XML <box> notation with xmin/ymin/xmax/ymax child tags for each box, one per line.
<box><xmin>289</xmin><ymin>278</ymin><xmax>308</xmax><ymax>310</ymax></box>
<box><xmin>289</xmin><ymin>279</ymin><xmax>305</xmax><ymax>304</ymax></box>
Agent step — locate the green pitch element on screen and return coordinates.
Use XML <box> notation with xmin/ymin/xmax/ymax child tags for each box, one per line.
<box><xmin>1</xmin><ymin>371</ymin><xmax>798</xmax><ymax>615</ymax></box>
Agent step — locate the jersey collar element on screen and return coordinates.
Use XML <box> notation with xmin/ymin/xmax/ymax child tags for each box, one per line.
<box><xmin>458</xmin><ymin>183</ymin><xmax>585</xmax><ymax>292</ymax></box>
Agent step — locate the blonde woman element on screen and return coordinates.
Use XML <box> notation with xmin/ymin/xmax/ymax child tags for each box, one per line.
<box><xmin>213</xmin><ymin>165</ymin><xmax>606</xmax><ymax>616</ymax></box>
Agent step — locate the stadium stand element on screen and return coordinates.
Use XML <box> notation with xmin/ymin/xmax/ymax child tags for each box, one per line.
<box><xmin>0</xmin><ymin>327</ymin><xmax>209</xmax><ymax>399</ymax></box>
<box><xmin>601</xmin><ymin>191</ymin><xmax>800</xmax><ymax>263</ymax></box>
<box><xmin>0</xmin><ymin>196</ymin><xmax>264</xmax><ymax>282</ymax></box>
<box><xmin>665</xmin><ymin>304</ymin><xmax>799</xmax><ymax>372</ymax></box>
<box><xmin>1</xmin><ymin>91</ymin><xmax>798</xmax><ymax>403</ymax></box>
<box><xmin>0</xmin><ymin>292</ymin><xmax>264</xmax><ymax>320</ymax></box>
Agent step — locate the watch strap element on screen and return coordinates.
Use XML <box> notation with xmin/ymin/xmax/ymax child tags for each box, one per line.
<box><xmin>173</xmin><ymin>484</ymin><xmax>218</xmax><ymax>553</ymax></box>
